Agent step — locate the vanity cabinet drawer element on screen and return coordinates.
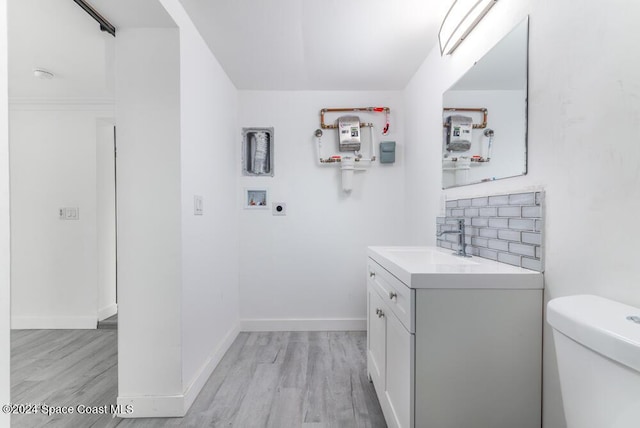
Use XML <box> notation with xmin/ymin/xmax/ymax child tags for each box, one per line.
<box><xmin>368</xmin><ymin>258</ymin><xmax>414</xmax><ymax>333</ymax></box>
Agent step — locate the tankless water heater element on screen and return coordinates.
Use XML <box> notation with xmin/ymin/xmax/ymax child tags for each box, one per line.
<box><xmin>338</xmin><ymin>115</ymin><xmax>361</xmax><ymax>152</ymax></box>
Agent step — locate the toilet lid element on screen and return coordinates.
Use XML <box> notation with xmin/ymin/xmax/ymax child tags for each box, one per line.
<box><xmin>548</xmin><ymin>294</ymin><xmax>640</xmax><ymax>374</ymax></box>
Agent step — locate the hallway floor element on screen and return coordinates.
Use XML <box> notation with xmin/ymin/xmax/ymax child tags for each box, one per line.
<box><xmin>97</xmin><ymin>313</ymin><xmax>118</xmax><ymax>330</ymax></box>
<box><xmin>11</xmin><ymin>330</ymin><xmax>386</xmax><ymax>428</ymax></box>
<box><xmin>11</xmin><ymin>329</ymin><xmax>118</xmax><ymax>428</ymax></box>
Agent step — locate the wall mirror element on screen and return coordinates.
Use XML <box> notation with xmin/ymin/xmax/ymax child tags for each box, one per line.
<box><xmin>442</xmin><ymin>17</ymin><xmax>529</xmax><ymax>188</ymax></box>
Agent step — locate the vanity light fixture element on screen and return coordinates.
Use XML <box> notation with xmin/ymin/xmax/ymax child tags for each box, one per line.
<box><xmin>438</xmin><ymin>0</ymin><xmax>499</xmax><ymax>56</ymax></box>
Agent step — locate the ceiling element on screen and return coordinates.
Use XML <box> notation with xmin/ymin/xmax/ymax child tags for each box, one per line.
<box><xmin>179</xmin><ymin>0</ymin><xmax>449</xmax><ymax>90</ymax></box>
<box><xmin>90</xmin><ymin>0</ymin><xmax>176</xmax><ymax>29</ymax></box>
<box><xmin>8</xmin><ymin>0</ymin><xmax>115</xmax><ymax>99</ymax></box>
<box><xmin>8</xmin><ymin>0</ymin><xmax>451</xmax><ymax>97</ymax></box>
<box><xmin>8</xmin><ymin>0</ymin><xmax>175</xmax><ymax>100</ymax></box>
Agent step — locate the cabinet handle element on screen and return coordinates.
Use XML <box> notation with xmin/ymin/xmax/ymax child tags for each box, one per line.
<box><xmin>389</xmin><ymin>291</ymin><xmax>397</xmax><ymax>300</ymax></box>
<box><xmin>376</xmin><ymin>308</ymin><xmax>385</xmax><ymax>318</ymax></box>
<box><xmin>369</xmin><ymin>271</ymin><xmax>376</xmax><ymax>278</ymax></box>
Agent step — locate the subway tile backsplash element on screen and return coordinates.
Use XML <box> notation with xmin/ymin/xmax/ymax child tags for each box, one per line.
<box><xmin>437</xmin><ymin>191</ymin><xmax>544</xmax><ymax>272</ymax></box>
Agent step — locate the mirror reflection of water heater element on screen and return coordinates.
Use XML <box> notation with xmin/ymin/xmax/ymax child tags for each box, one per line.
<box><xmin>441</xmin><ymin>17</ymin><xmax>529</xmax><ymax>189</ymax></box>
<box><xmin>446</xmin><ymin>115</ymin><xmax>472</xmax><ymax>152</ymax></box>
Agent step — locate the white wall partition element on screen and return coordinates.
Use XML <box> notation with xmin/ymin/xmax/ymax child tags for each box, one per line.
<box><xmin>116</xmin><ymin>0</ymin><xmax>241</xmax><ymax>416</ymax></box>
<box><xmin>404</xmin><ymin>1</ymin><xmax>640</xmax><ymax>427</ymax></box>
<box><xmin>0</xmin><ymin>2</ymin><xmax>11</xmax><ymax>427</ymax></box>
<box><xmin>96</xmin><ymin>119</ymin><xmax>116</xmax><ymax>321</ymax></box>
<box><xmin>114</xmin><ymin>27</ymin><xmax>184</xmax><ymax>416</ymax></box>
<box><xmin>158</xmin><ymin>0</ymin><xmax>241</xmax><ymax>411</ymax></box>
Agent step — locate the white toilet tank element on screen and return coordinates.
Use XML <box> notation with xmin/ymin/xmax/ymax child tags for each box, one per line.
<box><xmin>548</xmin><ymin>295</ymin><xmax>640</xmax><ymax>428</ymax></box>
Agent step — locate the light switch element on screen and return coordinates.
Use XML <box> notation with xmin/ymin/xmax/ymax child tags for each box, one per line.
<box><xmin>65</xmin><ymin>207</ymin><xmax>79</xmax><ymax>220</ymax></box>
<box><xmin>194</xmin><ymin>196</ymin><xmax>203</xmax><ymax>216</ymax></box>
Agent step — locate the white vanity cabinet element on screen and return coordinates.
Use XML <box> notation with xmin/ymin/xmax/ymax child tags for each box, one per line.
<box><xmin>366</xmin><ymin>247</ymin><xmax>543</xmax><ymax>428</ymax></box>
<box><xmin>367</xmin><ymin>258</ymin><xmax>414</xmax><ymax>428</ymax></box>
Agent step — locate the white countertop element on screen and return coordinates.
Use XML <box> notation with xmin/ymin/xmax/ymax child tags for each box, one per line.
<box><xmin>368</xmin><ymin>246</ymin><xmax>544</xmax><ymax>289</ymax></box>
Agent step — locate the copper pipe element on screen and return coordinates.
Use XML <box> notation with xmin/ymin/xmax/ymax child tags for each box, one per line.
<box><xmin>320</xmin><ymin>107</ymin><xmax>390</xmax><ymax>129</ymax></box>
<box><xmin>442</xmin><ymin>107</ymin><xmax>488</xmax><ymax>129</ymax></box>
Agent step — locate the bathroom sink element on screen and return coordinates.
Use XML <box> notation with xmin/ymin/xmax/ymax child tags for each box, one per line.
<box><xmin>368</xmin><ymin>246</ymin><xmax>543</xmax><ymax>289</ymax></box>
<box><xmin>383</xmin><ymin>247</ymin><xmax>479</xmax><ymax>266</ymax></box>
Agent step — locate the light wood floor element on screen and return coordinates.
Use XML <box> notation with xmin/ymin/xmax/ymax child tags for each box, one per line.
<box><xmin>97</xmin><ymin>313</ymin><xmax>118</xmax><ymax>330</ymax></box>
<box><xmin>11</xmin><ymin>329</ymin><xmax>118</xmax><ymax>428</ymax></box>
<box><xmin>11</xmin><ymin>330</ymin><xmax>386</xmax><ymax>428</ymax></box>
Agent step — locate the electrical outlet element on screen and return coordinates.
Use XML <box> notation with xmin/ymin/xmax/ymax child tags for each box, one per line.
<box><xmin>272</xmin><ymin>202</ymin><xmax>286</xmax><ymax>216</ymax></box>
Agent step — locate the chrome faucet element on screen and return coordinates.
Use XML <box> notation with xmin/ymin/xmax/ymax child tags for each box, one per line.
<box><xmin>437</xmin><ymin>218</ymin><xmax>471</xmax><ymax>257</ymax></box>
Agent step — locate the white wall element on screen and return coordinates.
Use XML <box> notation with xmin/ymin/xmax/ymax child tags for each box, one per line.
<box><xmin>115</xmin><ymin>1</ymin><xmax>241</xmax><ymax>415</ymax></box>
<box><xmin>115</xmin><ymin>27</ymin><xmax>184</xmax><ymax>416</ymax></box>
<box><xmin>0</xmin><ymin>1</ymin><xmax>11</xmax><ymax>426</ymax></box>
<box><xmin>9</xmin><ymin>105</ymin><xmax>114</xmax><ymax>329</ymax></box>
<box><xmin>158</xmin><ymin>0</ymin><xmax>241</xmax><ymax>410</ymax></box>
<box><xmin>96</xmin><ymin>119</ymin><xmax>116</xmax><ymax>320</ymax></box>
<box><xmin>238</xmin><ymin>91</ymin><xmax>408</xmax><ymax>330</ymax></box>
<box><xmin>404</xmin><ymin>1</ymin><xmax>640</xmax><ymax>427</ymax></box>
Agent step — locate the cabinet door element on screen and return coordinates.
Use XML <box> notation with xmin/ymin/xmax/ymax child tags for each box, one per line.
<box><xmin>385</xmin><ymin>309</ymin><xmax>413</xmax><ymax>428</ymax></box>
<box><xmin>367</xmin><ymin>286</ymin><xmax>386</xmax><ymax>389</ymax></box>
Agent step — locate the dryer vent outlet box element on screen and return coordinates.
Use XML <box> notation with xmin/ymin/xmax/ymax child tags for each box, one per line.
<box><xmin>338</xmin><ymin>116</ymin><xmax>361</xmax><ymax>152</ymax></box>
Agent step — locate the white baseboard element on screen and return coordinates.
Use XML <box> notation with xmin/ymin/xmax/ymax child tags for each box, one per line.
<box><xmin>98</xmin><ymin>303</ymin><xmax>117</xmax><ymax>321</ymax></box>
<box><xmin>117</xmin><ymin>323</ymin><xmax>241</xmax><ymax>418</ymax></box>
<box><xmin>11</xmin><ymin>316</ymin><xmax>96</xmax><ymax>329</ymax></box>
<box><xmin>240</xmin><ymin>318</ymin><xmax>366</xmax><ymax>332</ymax></box>
<box><xmin>183</xmin><ymin>323</ymin><xmax>240</xmax><ymax>412</ymax></box>
<box><xmin>116</xmin><ymin>394</ymin><xmax>185</xmax><ymax>418</ymax></box>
